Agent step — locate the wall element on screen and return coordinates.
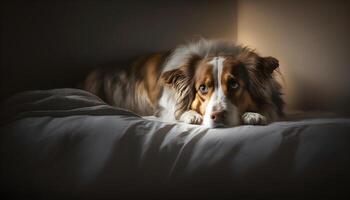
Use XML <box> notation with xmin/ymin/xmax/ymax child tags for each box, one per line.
<box><xmin>3</xmin><ymin>0</ymin><xmax>349</xmax><ymax>115</ymax></box>
<box><xmin>237</xmin><ymin>0</ymin><xmax>350</xmax><ymax>114</ymax></box>
<box><xmin>1</xmin><ymin>0</ymin><xmax>237</xmax><ymax>100</ymax></box>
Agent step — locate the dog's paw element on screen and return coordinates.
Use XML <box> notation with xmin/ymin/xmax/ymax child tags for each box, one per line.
<box><xmin>179</xmin><ymin>110</ymin><xmax>203</xmax><ymax>125</ymax></box>
<box><xmin>242</xmin><ymin>112</ymin><xmax>267</xmax><ymax>125</ymax></box>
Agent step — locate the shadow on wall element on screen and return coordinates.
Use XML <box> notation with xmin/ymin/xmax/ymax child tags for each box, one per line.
<box><xmin>237</xmin><ymin>0</ymin><xmax>350</xmax><ymax>115</ymax></box>
<box><xmin>2</xmin><ymin>0</ymin><xmax>349</xmax><ymax>116</ymax></box>
<box><xmin>0</xmin><ymin>0</ymin><xmax>237</xmax><ymax>101</ymax></box>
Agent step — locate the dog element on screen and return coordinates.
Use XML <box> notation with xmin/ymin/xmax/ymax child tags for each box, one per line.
<box><xmin>83</xmin><ymin>39</ymin><xmax>284</xmax><ymax>127</ymax></box>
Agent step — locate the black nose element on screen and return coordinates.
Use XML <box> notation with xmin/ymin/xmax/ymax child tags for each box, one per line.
<box><xmin>210</xmin><ymin>111</ymin><xmax>225</xmax><ymax>123</ymax></box>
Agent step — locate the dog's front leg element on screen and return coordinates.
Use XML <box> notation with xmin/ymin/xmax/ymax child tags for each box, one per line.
<box><xmin>242</xmin><ymin>112</ymin><xmax>267</xmax><ymax>125</ymax></box>
<box><xmin>179</xmin><ymin>110</ymin><xmax>203</xmax><ymax>125</ymax></box>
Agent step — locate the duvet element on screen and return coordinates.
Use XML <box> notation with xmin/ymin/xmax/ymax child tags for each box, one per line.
<box><xmin>1</xmin><ymin>89</ymin><xmax>349</xmax><ymax>199</ymax></box>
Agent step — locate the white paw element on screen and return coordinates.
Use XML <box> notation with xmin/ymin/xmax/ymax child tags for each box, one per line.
<box><xmin>179</xmin><ymin>110</ymin><xmax>203</xmax><ymax>125</ymax></box>
<box><xmin>242</xmin><ymin>112</ymin><xmax>267</xmax><ymax>125</ymax></box>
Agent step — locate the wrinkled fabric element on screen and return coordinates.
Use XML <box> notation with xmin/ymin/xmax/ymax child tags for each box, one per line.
<box><xmin>1</xmin><ymin>89</ymin><xmax>349</xmax><ymax>199</ymax></box>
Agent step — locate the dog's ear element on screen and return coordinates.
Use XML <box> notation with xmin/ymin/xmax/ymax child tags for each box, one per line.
<box><xmin>160</xmin><ymin>55</ymin><xmax>199</xmax><ymax>119</ymax></box>
<box><xmin>161</xmin><ymin>67</ymin><xmax>193</xmax><ymax>119</ymax></box>
<box><xmin>161</xmin><ymin>55</ymin><xmax>199</xmax><ymax>89</ymax></box>
<box><xmin>261</xmin><ymin>56</ymin><xmax>279</xmax><ymax>74</ymax></box>
<box><xmin>161</xmin><ymin>68</ymin><xmax>187</xmax><ymax>87</ymax></box>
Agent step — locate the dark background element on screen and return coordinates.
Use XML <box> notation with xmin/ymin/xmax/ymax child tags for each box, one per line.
<box><xmin>1</xmin><ymin>0</ymin><xmax>350</xmax><ymax>115</ymax></box>
<box><xmin>1</xmin><ymin>0</ymin><xmax>237</xmax><ymax>101</ymax></box>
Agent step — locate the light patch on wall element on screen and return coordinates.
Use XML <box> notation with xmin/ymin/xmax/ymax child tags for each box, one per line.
<box><xmin>237</xmin><ymin>0</ymin><xmax>350</xmax><ymax>114</ymax></box>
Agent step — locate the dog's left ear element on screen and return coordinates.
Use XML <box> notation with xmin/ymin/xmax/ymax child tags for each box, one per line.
<box><xmin>261</xmin><ymin>56</ymin><xmax>279</xmax><ymax>74</ymax></box>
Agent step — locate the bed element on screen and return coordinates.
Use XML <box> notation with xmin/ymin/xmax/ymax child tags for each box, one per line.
<box><xmin>1</xmin><ymin>88</ymin><xmax>349</xmax><ymax>199</ymax></box>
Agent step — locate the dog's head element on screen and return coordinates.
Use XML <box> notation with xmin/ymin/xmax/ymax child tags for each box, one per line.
<box><xmin>162</xmin><ymin>40</ymin><xmax>283</xmax><ymax>127</ymax></box>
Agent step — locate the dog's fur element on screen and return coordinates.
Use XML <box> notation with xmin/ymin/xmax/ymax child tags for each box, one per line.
<box><xmin>83</xmin><ymin>39</ymin><xmax>284</xmax><ymax>127</ymax></box>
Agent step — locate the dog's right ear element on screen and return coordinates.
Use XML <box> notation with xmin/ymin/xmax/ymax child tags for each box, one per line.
<box><xmin>160</xmin><ymin>67</ymin><xmax>193</xmax><ymax>119</ymax></box>
<box><xmin>160</xmin><ymin>55</ymin><xmax>200</xmax><ymax>119</ymax></box>
<box><xmin>161</xmin><ymin>68</ymin><xmax>187</xmax><ymax>88</ymax></box>
<box><xmin>161</xmin><ymin>55</ymin><xmax>199</xmax><ymax>89</ymax></box>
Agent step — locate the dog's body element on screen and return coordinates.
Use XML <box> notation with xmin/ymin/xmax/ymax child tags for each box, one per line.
<box><xmin>84</xmin><ymin>40</ymin><xmax>284</xmax><ymax>127</ymax></box>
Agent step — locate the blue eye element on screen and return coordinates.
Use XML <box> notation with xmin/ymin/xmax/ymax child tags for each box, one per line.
<box><xmin>228</xmin><ymin>79</ymin><xmax>239</xmax><ymax>89</ymax></box>
<box><xmin>199</xmin><ymin>84</ymin><xmax>208</xmax><ymax>94</ymax></box>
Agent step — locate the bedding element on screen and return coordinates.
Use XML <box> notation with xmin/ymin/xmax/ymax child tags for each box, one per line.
<box><xmin>1</xmin><ymin>89</ymin><xmax>350</xmax><ymax>199</ymax></box>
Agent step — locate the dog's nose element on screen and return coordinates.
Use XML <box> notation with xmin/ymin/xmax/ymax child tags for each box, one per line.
<box><xmin>210</xmin><ymin>110</ymin><xmax>225</xmax><ymax>123</ymax></box>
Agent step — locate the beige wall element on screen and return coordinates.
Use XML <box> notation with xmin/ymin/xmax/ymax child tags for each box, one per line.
<box><xmin>237</xmin><ymin>0</ymin><xmax>350</xmax><ymax>114</ymax></box>
<box><xmin>3</xmin><ymin>0</ymin><xmax>350</xmax><ymax>115</ymax></box>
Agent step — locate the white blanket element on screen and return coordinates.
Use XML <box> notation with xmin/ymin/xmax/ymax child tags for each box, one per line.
<box><xmin>1</xmin><ymin>89</ymin><xmax>349</xmax><ymax>199</ymax></box>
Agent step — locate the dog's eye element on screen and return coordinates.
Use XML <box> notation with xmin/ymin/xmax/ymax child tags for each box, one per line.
<box><xmin>199</xmin><ymin>84</ymin><xmax>208</xmax><ymax>94</ymax></box>
<box><xmin>228</xmin><ymin>79</ymin><xmax>239</xmax><ymax>90</ymax></box>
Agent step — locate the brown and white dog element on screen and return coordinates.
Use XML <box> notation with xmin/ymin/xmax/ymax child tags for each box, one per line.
<box><xmin>83</xmin><ymin>39</ymin><xmax>284</xmax><ymax>128</ymax></box>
